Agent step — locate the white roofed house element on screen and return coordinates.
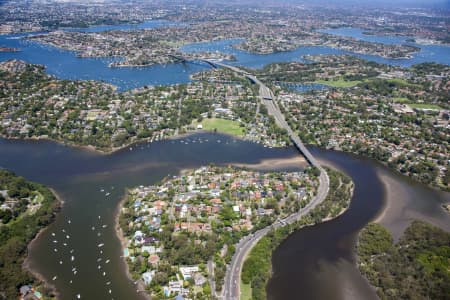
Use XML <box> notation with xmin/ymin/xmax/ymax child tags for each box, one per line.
<box><xmin>179</xmin><ymin>265</ymin><xmax>199</xmax><ymax>280</ymax></box>
<box><xmin>142</xmin><ymin>270</ymin><xmax>155</xmax><ymax>285</ymax></box>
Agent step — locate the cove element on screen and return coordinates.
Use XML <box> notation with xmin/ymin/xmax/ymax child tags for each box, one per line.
<box><xmin>1</xmin><ymin>135</ymin><xmax>449</xmax><ymax>299</ymax></box>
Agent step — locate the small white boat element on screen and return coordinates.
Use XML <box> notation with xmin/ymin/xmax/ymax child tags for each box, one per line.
<box><xmin>97</xmin><ymin>258</ymin><xmax>102</xmax><ymax>262</ymax></box>
<box><xmin>105</xmin><ymin>193</ymin><xmax>110</xmax><ymax>197</ymax></box>
<box><xmin>76</xmin><ymin>294</ymin><xmax>81</xmax><ymax>299</ymax></box>
<box><xmin>71</xmin><ymin>256</ymin><xmax>75</xmax><ymax>261</ymax></box>
<box><xmin>53</xmin><ymin>240</ymin><xmax>58</xmax><ymax>243</ymax></box>
<box><xmin>59</xmin><ymin>260</ymin><xmax>63</xmax><ymax>264</ymax></box>
<box><xmin>106</xmin><ymin>281</ymin><xmax>111</xmax><ymax>285</ymax></box>
<box><xmin>98</xmin><ymin>243</ymin><xmax>104</xmax><ymax>247</ymax></box>
<box><xmin>54</xmin><ymin>249</ymin><xmax>58</xmax><ymax>252</ymax></box>
<box><xmin>91</xmin><ymin>226</ymin><xmax>95</xmax><ymax>231</ymax></box>
<box><xmin>100</xmin><ymin>189</ymin><xmax>105</xmax><ymax>192</ymax></box>
<box><xmin>102</xmin><ymin>225</ymin><xmax>107</xmax><ymax>228</ymax></box>
<box><xmin>103</xmin><ymin>272</ymin><xmax>106</xmax><ymax>276</ymax></box>
<box><xmin>68</xmin><ymin>220</ymin><xmax>71</xmax><ymax>224</ymax></box>
<box><xmin>52</xmin><ymin>276</ymin><xmax>57</xmax><ymax>281</ymax></box>
<box><xmin>105</xmin><ymin>259</ymin><xmax>110</xmax><ymax>264</ymax></box>
<box><xmin>51</xmin><ymin>232</ymin><xmax>56</xmax><ymax>236</ymax></box>
<box><xmin>66</xmin><ymin>235</ymin><xmax>70</xmax><ymax>239</ymax></box>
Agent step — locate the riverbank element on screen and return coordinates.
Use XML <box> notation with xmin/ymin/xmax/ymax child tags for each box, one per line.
<box><xmin>0</xmin><ymin>127</ymin><xmax>290</xmax><ymax>158</ymax></box>
<box><xmin>114</xmin><ymin>193</ymin><xmax>151</xmax><ymax>300</ymax></box>
<box><xmin>241</xmin><ymin>168</ymin><xmax>354</xmax><ymax>299</ymax></box>
<box><xmin>22</xmin><ymin>188</ymin><xmax>64</xmax><ymax>299</ymax></box>
<box><xmin>0</xmin><ymin>170</ymin><xmax>62</xmax><ymax>300</ymax></box>
<box><xmin>22</xmin><ymin>189</ymin><xmax>63</xmax><ymax>300</ymax></box>
<box><xmin>374</xmin><ymin>168</ymin><xmax>450</xmax><ymax>240</ymax></box>
<box><xmin>234</xmin><ymin>155</ymin><xmax>307</xmax><ymax>171</ymax></box>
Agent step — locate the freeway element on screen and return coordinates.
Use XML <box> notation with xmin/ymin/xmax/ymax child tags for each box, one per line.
<box><xmin>198</xmin><ymin>58</ymin><xmax>330</xmax><ymax>300</ymax></box>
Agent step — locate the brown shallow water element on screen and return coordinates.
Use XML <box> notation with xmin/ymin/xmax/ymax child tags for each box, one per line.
<box><xmin>267</xmin><ymin>147</ymin><xmax>450</xmax><ymax>300</ymax></box>
<box><xmin>0</xmin><ymin>137</ymin><xmax>448</xmax><ymax>300</ymax></box>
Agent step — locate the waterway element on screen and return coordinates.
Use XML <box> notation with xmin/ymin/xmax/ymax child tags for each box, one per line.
<box><xmin>1</xmin><ymin>136</ymin><xmax>448</xmax><ymax>300</ymax></box>
<box><xmin>267</xmin><ymin>147</ymin><xmax>450</xmax><ymax>300</ymax></box>
<box><xmin>1</xmin><ymin>25</ymin><xmax>449</xmax><ymax>91</ymax></box>
<box><xmin>0</xmin><ymin>134</ymin><xmax>301</xmax><ymax>300</ymax></box>
<box><xmin>0</xmin><ymin>22</ymin><xmax>449</xmax><ymax>300</ymax></box>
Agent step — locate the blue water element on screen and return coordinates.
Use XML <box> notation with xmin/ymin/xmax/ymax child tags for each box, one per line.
<box><xmin>0</xmin><ymin>33</ymin><xmax>206</xmax><ymax>91</ymax></box>
<box><xmin>1</xmin><ymin>24</ymin><xmax>449</xmax><ymax>91</ymax></box>
<box><xmin>319</xmin><ymin>27</ymin><xmax>450</xmax><ymax>66</ymax></box>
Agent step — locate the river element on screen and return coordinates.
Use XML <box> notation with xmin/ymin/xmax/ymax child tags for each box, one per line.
<box><xmin>0</xmin><ymin>136</ymin><xmax>448</xmax><ymax>300</ymax></box>
<box><xmin>1</xmin><ymin>25</ymin><xmax>449</xmax><ymax>91</ymax></box>
<box><xmin>267</xmin><ymin>147</ymin><xmax>450</xmax><ymax>300</ymax></box>
<box><xmin>0</xmin><ymin>134</ymin><xmax>302</xmax><ymax>300</ymax></box>
<box><xmin>0</xmin><ymin>22</ymin><xmax>449</xmax><ymax>300</ymax></box>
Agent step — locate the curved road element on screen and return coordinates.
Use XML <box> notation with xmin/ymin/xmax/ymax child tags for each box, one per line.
<box><xmin>201</xmin><ymin>59</ymin><xmax>330</xmax><ymax>300</ymax></box>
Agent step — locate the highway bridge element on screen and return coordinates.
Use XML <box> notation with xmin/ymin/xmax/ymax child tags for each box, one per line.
<box><xmin>176</xmin><ymin>56</ymin><xmax>329</xmax><ymax>300</ymax></box>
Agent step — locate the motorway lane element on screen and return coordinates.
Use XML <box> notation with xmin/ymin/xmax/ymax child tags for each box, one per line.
<box><xmin>199</xmin><ymin>59</ymin><xmax>330</xmax><ymax>300</ymax></box>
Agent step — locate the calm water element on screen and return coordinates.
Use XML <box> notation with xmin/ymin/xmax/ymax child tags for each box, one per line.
<box><xmin>1</xmin><ymin>25</ymin><xmax>449</xmax><ymax>91</ymax></box>
<box><xmin>0</xmin><ymin>134</ymin><xmax>301</xmax><ymax>300</ymax></box>
<box><xmin>267</xmin><ymin>147</ymin><xmax>450</xmax><ymax>300</ymax></box>
<box><xmin>319</xmin><ymin>27</ymin><xmax>450</xmax><ymax>66</ymax></box>
<box><xmin>0</xmin><ymin>136</ymin><xmax>448</xmax><ymax>300</ymax></box>
<box><xmin>1</xmin><ymin>22</ymin><xmax>449</xmax><ymax>300</ymax></box>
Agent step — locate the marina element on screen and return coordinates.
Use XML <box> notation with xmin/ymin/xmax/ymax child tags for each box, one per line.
<box><xmin>0</xmin><ymin>133</ymin><xmax>448</xmax><ymax>299</ymax></box>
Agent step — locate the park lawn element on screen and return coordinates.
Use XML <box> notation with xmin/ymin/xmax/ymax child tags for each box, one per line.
<box><xmin>393</xmin><ymin>97</ymin><xmax>410</xmax><ymax>103</ymax></box>
<box><xmin>408</xmin><ymin>103</ymin><xmax>442</xmax><ymax>110</ymax></box>
<box><xmin>315</xmin><ymin>78</ymin><xmax>361</xmax><ymax>88</ymax></box>
<box><xmin>194</xmin><ymin>118</ymin><xmax>245</xmax><ymax>137</ymax></box>
<box><xmin>240</xmin><ymin>280</ymin><xmax>252</xmax><ymax>300</ymax></box>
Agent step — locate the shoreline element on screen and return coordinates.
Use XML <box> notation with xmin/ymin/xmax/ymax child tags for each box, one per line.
<box><xmin>0</xmin><ymin>129</ymin><xmax>289</xmax><ymax>157</ymax></box>
<box><xmin>114</xmin><ymin>193</ymin><xmax>152</xmax><ymax>300</ymax></box>
<box><xmin>22</xmin><ymin>188</ymin><xmax>64</xmax><ymax>300</ymax></box>
<box><xmin>373</xmin><ymin>168</ymin><xmax>450</xmax><ymax>240</ymax></box>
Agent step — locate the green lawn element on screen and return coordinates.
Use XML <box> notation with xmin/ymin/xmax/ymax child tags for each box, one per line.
<box><xmin>193</xmin><ymin>118</ymin><xmax>245</xmax><ymax>137</ymax></box>
<box><xmin>393</xmin><ymin>97</ymin><xmax>410</xmax><ymax>103</ymax></box>
<box><xmin>408</xmin><ymin>103</ymin><xmax>442</xmax><ymax>110</ymax></box>
<box><xmin>240</xmin><ymin>280</ymin><xmax>252</xmax><ymax>300</ymax></box>
<box><xmin>315</xmin><ymin>78</ymin><xmax>361</xmax><ymax>88</ymax></box>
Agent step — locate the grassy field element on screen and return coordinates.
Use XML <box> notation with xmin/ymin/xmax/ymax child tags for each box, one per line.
<box><xmin>315</xmin><ymin>78</ymin><xmax>361</xmax><ymax>88</ymax></box>
<box><xmin>193</xmin><ymin>118</ymin><xmax>245</xmax><ymax>137</ymax></box>
<box><xmin>393</xmin><ymin>97</ymin><xmax>410</xmax><ymax>103</ymax></box>
<box><xmin>240</xmin><ymin>280</ymin><xmax>252</xmax><ymax>300</ymax></box>
<box><xmin>408</xmin><ymin>103</ymin><xmax>442</xmax><ymax>110</ymax></box>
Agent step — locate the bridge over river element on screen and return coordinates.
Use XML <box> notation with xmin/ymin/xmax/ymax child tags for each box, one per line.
<box><xmin>176</xmin><ymin>55</ymin><xmax>330</xmax><ymax>299</ymax></box>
